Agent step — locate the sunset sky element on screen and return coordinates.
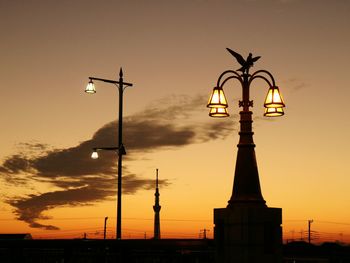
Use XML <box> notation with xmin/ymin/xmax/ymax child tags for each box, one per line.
<box><xmin>1</xmin><ymin>0</ymin><xmax>350</xmax><ymax>243</ymax></box>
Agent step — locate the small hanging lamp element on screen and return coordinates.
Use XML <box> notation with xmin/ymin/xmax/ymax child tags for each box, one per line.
<box><xmin>85</xmin><ymin>79</ymin><xmax>96</xmax><ymax>94</ymax></box>
<box><xmin>207</xmin><ymin>87</ymin><xmax>228</xmax><ymax>108</ymax></box>
<box><xmin>209</xmin><ymin>107</ymin><xmax>229</xmax><ymax>118</ymax></box>
<box><xmin>264</xmin><ymin>86</ymin><xmax>285</xmax><ymax>108</ymax></box>
<box><xmin>264</xmin><ymin>107</ymin><xmax>284</xmax><ymax>117</ymax></box>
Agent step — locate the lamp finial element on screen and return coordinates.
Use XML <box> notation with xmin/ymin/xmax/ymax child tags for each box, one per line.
<box><xmin>226</xmin><ymin>48</ymin><xmax>261</xmax><ymax>74</ymax></box>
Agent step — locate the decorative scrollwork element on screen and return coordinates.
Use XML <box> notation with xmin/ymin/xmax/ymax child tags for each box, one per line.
<box><xmin>239</xmin><ymin>100</ymin><xmax>254</xmax><ymax>108</ymax></box>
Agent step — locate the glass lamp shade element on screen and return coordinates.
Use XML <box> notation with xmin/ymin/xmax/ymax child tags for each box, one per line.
<box><xmin>91</xmin><ymin>151</ymin><xmax>99</xmax><ymax>159</ymax></box>
<box><xmin>207</xmin><ymin>87</ymin><xmax>228</xmax><ymax>108</ymax></box>
<box><xmin>264</xmin><ymin>107</ymin><xmax>284</xmax><ymax>117</ymax></box>
<box><xmin>264</xmin><ymin>86</ymin><xmax>285</xmax><ymax>108</ymax></box>
<box><xmin>85</xmin><ymin>80</ymin><xmax>96</xmax><ymax>94</ymax></box>
<box><xmin>209</xmin><ymin>107</ymin><xmax>229</xmax><ymax>117</ymax></box>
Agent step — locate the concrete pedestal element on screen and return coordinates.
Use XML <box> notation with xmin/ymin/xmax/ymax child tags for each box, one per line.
<box><xmin>214</xmin><ymin>205</ymin><xmax>282</xmax><ymax>263</ymax></box>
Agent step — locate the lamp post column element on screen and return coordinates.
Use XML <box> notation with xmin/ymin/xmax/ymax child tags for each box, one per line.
<box><xmin>117</xmin><ymin>69</ymin><xmax>124</xmax><ymax>240</ymax></box>
<box><xmin>85</xmin><ymin>68</ymin><xmax>133</xmax><ymax>240</ymax></box>
<box><xmin>228</xmin><ymin>73</ymin><xmax>266</xmax><ymax>207</ymax></box>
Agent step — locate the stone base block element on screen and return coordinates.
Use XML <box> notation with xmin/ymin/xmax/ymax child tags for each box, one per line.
<box><xmin>214</xmin><ymin>205</ymin><xmax>282</xmax><ymax>263</ymax></box>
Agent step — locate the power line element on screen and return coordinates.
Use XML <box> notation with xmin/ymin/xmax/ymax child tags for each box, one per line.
<box><xmin>0</xmin><ymin>217</ymin><xmax>212</xmax><ymax>222</ymax></box>
<box><xmin>3</xmin><ymin>217</ymin><xmax>348</xmax><ymax>224</ymax></box>
<box><xmin>314</xmin><ymin>220</ymin><xmax>350</xmax><ymax>226</ymax></box>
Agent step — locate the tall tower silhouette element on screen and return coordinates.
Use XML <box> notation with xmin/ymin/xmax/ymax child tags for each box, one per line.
<box><xmin>153</xmin><ymin>169</ymin><xmax>161</xmax><ymax>239</ymax></box>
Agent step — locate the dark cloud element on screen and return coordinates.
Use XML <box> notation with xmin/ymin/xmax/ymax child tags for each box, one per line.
<box><xmin>1</xmin><ymin>154</ymin><xmax>32</xmax><ymax>174</ymax></box>
<box><xmin>2</xmin><ymin>95</ymin><xmax>234</xmax><ymax>179</ymax></box>
<box><xmin>16</xmin><ymin>142</ymin><xmax>50</xmax><ymax>152</ymax></box>
<box><xmin>8</xmin><ymin>187</ymin><xmax>111</xmax><ymax>230</ymax></box>
<box><xmin>8</xmin><ymin>174</ymin><xmax>167</xmax><ymax>230</ymax></box>
<box><xmin>199</xmin><ymin>117</ymin><xmax>238</xmax><ymax>141</ymax></box>
<box><xmin>0</xmin><ymin>95</ymin><xmax>234</xmax><ymax>229</ymax></box>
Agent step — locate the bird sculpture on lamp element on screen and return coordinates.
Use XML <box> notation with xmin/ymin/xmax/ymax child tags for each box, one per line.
<box><xmin>226</xmin><ymin>48</ymin><xmax>261</xmax><ymax>74</ymax></box>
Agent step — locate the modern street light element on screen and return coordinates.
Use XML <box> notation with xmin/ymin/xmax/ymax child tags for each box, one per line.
<box><xmin>207</xmin><ymin>48</ymin><xmax>285</xmax><ymax>207</ymax></box>
<box><xmin>85</xmin><ymin>68</ymin><xmax>133</xmax><ymax>239</ymax></box>
<box><xmin>90</xmin><ymin>146</ymin><xmax>126</xmax><ymax>160</ymax></box>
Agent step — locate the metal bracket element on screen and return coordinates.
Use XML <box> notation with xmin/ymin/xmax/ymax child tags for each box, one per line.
<box><xmin>239</xmin><ymin>100</ymin><xmax>254</xmax><ymax>108</ymax></box>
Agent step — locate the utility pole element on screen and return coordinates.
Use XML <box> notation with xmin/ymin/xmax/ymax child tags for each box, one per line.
<box><xmin>308</xmin><ymin>219</ymin><xmax>313</xmax><ymax>244</ymax></box>
<box><xmin>300</xmin><ymin>230</ymin><xmax>303</xmax><ymax>241</ymax></box>
<box><xmin>104</xmin><ymin>217</ymin><xmax>108</xmax><ymax>239</ymax></box>
<box><xmin>200</xmin><ymin>229</ymin><xmax>210</xmax><ymax>239</ymax></box>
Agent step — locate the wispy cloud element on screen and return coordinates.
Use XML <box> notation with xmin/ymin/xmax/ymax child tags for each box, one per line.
<box><xmin>285</xmin><ymin>78</ymin><xmax>308</xmax><ymax>92</ymax></box>
<box><xmin>0</xmin><ymin>95</ymin><xmax>235</xmax><ymax>230</ymax></box>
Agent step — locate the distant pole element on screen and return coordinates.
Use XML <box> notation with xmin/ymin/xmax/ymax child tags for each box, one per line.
<box><xmin>116</xmin><ymin>69</ymin><xmax>124</xmax><ymax>240</ymax></box>
<box><xmin>104</xmin><ymin>217</ymin><xmax>108</xmax><ymax>239</ymax></box>
<box><xmin>308</xmin><ymin>219</ymin><xmax>313</xmax><ymax>244</ymax></box>
<box><xmin>200</xmin><ymin>229</ymin><xmax>210</xmax><ymax>239</ymax></box>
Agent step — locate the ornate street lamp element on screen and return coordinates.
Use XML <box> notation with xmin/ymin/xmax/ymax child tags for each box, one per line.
<box><xmin>208</xmin><ymin>49</ymin><xmax>285</xmax><ymax>263</ymax></box>
<box><xmin>207</xmin><ymin>48</ymin><xmax>285</xmax><ymax>206</ymax></box>
<box><xmin>85</xmin><ymin>68</ymin><xmax>133</xmax><ymax>240</ymax></box>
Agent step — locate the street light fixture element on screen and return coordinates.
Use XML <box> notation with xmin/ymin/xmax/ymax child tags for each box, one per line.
<box><xmin>90</xmin><ymin>146</ymin><xmax>126</xmax><ymax>159</ymax></box>
<box><xmin>209</xmin><ymin>107</ymin><xmax>230</xmax><ymax>117</ymax></box>
<box><xmin>207</xmin><ymin>48</ymin><xmax>285</xmax><ymax>207</ymax></box>
<box><xmin>91</xmin><ymin>149</ymin><xmax>99</xmax><ymax>159</ymax></box>
<box><xmin>85</xmin><ymin>79</ymin><xmax>96</xmax><ymax>94</ymax></box>
<box><xmin>264</xmin><ymin>106</ymin><xmax>284</xmax><ymax>117</ymax></box>
<box><xmin>263</xmin><ymin>85</ymin><xmax>285</xmax><ymax>109</ymax></box>
<box><xmin>85</xmin><ymin>68</ymin><xmax>133</xmax><ymax>240</ymax></box>
<box><xmin>207</xmin><ymin>86</ymin><xmax>229</xmax><ymax>108</ymax></box>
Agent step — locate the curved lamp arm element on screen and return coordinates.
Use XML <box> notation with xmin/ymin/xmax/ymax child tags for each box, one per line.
<box><xmin>249</xmin><ymin>70</ymin><xmax>276</xmax><ymax>87</ymax></box>
<box><xmin>217</xmin><ymin>70</ymin><xmax>243</xmax><ymax>88</ymax></box>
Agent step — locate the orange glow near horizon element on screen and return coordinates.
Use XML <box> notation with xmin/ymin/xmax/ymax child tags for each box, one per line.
<box><xmin>3</xmin><ymin>217</ymin><xmax>350</xmax><ymax>244</ymax></box>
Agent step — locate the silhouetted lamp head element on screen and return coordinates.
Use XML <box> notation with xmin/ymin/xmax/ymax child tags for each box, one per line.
<box><xmin>209</xmin><ymin>107</ymin><xmax>229</xmax><ymax>118</ymax></box>
<box><xmin>264</xmin><ymin>86</ymin><xmax>285</xmax><ymax>108</ymax></box>
<box><xmin>264</xmin><ymin>107</ymin><xmax>284</xmax><ymax>117</ymax></box>
<box><xmin>207</xmin><ymin>87</ymin><xmax>228</xmax><ymax>108</ymax></box>
<box><xmin>91</xmin><ymin>150</ymin><xmax>99</xmax><ymax>159</ymax></box>
<box><xmin>119</xmin><ymin>145</ymin><xmax>127</xmax><ymax>155</ymax></box>
<box><xmin>85</xmin><ymin>79</ymin><xmax>96</xmax><ymax>94</ymax></box>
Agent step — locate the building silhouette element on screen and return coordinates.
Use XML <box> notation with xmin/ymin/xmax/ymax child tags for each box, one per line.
<box><xmin>1</xmin><ymin>238</ymin><xmax>350</xmax><ymax>262</ymax></box>
<box><xmin>0</xmin><ymin>234</ymin><xmax>32</xmax><ymax>240</ymax></box>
